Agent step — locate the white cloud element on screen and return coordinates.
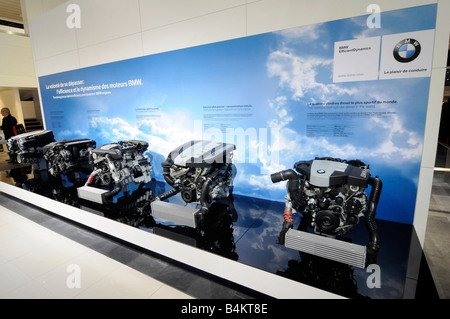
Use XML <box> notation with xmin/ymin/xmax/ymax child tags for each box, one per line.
<box><xmin>278</xmin><ymin>24</ymin><xmax>324</xmax><ymax>42</ymax></box>
<box><xmin>266</xmin><ymin>46</ymin><xmax>423</xmax><ymax>162</ymax></box>
<box><xmin>242</xmin><ymin>45</ymin><xmax>425</xmax><ymax>195</ymax></box>
<box><xmin>267</xmin><ymin>96</ymin><xmax>292</xmax><ymax>129</ymax></box>
<box><xmin>267</xmin><ymin>49</ymin><xmax>357</xmax><ymax>101</ymax></box>
<box><xmin>369</xmin><ymin>114</ymin><xmax>423</xmax><ymax>161</ymax></box>
<box><xmin>58</xmin><ymin>129</ymin><xmax>88</xmax><ymax>139</ymax></box>
<box><xmin>89</xmin><ymin>110</ymin><xmax>201</xmax><ymax>158</ymax></box>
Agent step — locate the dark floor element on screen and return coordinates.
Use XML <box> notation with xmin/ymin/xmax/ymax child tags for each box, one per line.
<box><xmin>422</xmin><ymin>142</ymin><xmax>450</xmax><ymax>299</ymax></box>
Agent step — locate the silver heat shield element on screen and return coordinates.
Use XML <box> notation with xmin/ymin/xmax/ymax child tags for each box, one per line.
<box><xmin>77</xmin><ymin>185</ymin><xmax>110</xmax><ymax>204</ymax></box>
<box><xmin>285</xmin><ymin>229</ymin><xmax>367</xmax><ymax>268</ymax></box>
<box><xmin>151</xmin><ymin>200</ymin><xmax>199</xmax><ymax>228</ymax></box>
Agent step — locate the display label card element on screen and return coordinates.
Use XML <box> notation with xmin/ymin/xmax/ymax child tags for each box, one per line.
<box><xmin>379</xmin><ymin>29</ymin><xmax>435</xmax><ymax>79</ymax></box>
<box><xmin>333</xmin><ymin>36</ymin><xmax>381</xmax><ymax>83</ymax></box>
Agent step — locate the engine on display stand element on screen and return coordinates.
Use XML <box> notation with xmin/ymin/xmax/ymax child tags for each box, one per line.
<box><xmin>151</xmin><ymin>140</ymin><xmax>237</xmax><ymax>230</ymax></box>
<box><xmin>6</xmin><ymin>130</ymin><xmax>56</xmax><ymax>184</ymax></box>
<box><xmin>76</xmin><ymin>140</ymin><xmax>154</xmax><ymax>226</ymax></box>
<box><xmin>43</xmin><ymin>139</ymin><xmax>97</xmax><ymax>183</ymax></box>
<box><xmin>271</xmin><ymin>157</ymin><xmax>382</xmax><ymax>268</ymax></box>
<box><xmin>7</xmin><ymin>130</ymin><xmax>55</xmax><ymax>166</ymax></box>
<box><xmin>41</xmin><ymin>139</ymin><xmax>97</xmax><ymax>204</ymax></box>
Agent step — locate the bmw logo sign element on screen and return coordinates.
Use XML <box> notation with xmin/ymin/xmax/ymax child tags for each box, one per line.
<box><xmin>393</xmin><ymin>38</ymin><xmax>421</xmax><ymax>63</ymax></box>
<box><xmin>317</xmin><ymin>169</ymin><xmax>326</xmax><ymax>174</ymax></box>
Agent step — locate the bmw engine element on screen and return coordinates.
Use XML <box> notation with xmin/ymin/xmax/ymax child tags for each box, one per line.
<box><xmin>271</xmin><ymin>157</ymin><xmax>382</xmax><ymax>254</ymax></box>
<box><xmin>43</xmin><ymin>139</ymin><xmax>96</xmax><ymax>179</ymax></box>
<box><xmin>78</xmin><ymin>140</ymin><xmax>153</xmax><ymax>204</ymax></box>
<box><xmin>157</xmin><ymin>140</ymin><xmax>236</xmax><ymax>214</ymax></box>
<box><xmin>7</xmin><ymin>130</ymin><xmax>55</xmax><ymax>165</ymax></box>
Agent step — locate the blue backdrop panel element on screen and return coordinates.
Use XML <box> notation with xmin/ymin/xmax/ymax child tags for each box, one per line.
<box><xmin>38</xmin><ymin>5</ymin><xmax>437</xmax><ymax>225</ymax></box>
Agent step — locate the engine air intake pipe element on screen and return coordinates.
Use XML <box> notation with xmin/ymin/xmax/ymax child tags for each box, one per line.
<box><xmin>85</xmin><ymin>169</ymin><xmax>102</xmax><ymax>186</ymax></box>
<box><xmin>270</xmin><ymin>169</ymin><xmax>298</xmax><ymax>183</ymax></box>
<box><xmin>200</xmin><ymin>177</ymin><xmax>213</xmax><ymax>210</ymax></box>
<box><xmin>366</xmin><ymin>176</ymin><xmax>382</xmax><ymax>252</ymax></box>
<box><xmin>103</xmin><ymin>182</ymin><xmax>123</xmax><ymax>202</ymax></box>
<box><xmin>271</xmin><ymin>169</ymin><xmax>306</xmax><ymax>212</ymax></box>
<box><xmin>161</xmin><ymin>159</ymin><xmax>175</xmax><ymax>187</ymax></box>
<box><xmin>156</xmin><ymin>187</ymin><xmax>181</xmax><ymax>201</ymax></box>
<box><xmin>271</xmin><ymin>169</ymin><xmax>307</xmax><ymax>244</ymax></box>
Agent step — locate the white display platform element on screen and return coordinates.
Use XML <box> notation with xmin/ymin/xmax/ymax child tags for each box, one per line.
<box><xmin>0</xmin><ymin>181</ymin><xmax>343</xmax><ymax>299</ymax></box>
<box><xmin>0</xmin><ymin>132</ymin><xmax>6</xmax><ymax>144</ymax></box>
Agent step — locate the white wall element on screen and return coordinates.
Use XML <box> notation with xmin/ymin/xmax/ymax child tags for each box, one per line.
<box><xmin>25</xmin><ymin>0</ymin><xmax>441</xmax><ymax>77</ymax></box>
<box><xmin>413</xmin><ymin>0</ymin><xmax>450</xmax><ymax>246</ymax></box>
<box><xmin>0</xmin><ymin>32</ymin><xmax>36</xmax><ymax>88</ymax></box>
<box><xmin>22</xmin><ymin>0</ymin><xmax>450</xmax><ymax>247</ymax></box>
<box><xmin>21</xmin><ymin>101</ymin><xmax>37</xmax><ymax>119</ymax></box>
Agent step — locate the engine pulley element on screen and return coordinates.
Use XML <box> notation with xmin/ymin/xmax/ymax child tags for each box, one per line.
<box><xmin>315</xmin><ymin>210</ymin><xmax>340</xmax><ymax>233</ymax></box>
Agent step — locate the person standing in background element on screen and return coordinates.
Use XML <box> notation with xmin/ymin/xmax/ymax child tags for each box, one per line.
<box><xmin>1</xmin><ymin>108</ymin><xmax>17</xmax><ymax>140</ymax></box>
<box><xmin>1</xmin><ymin>108</ymin><xmax>18</xmax><ymax>162</ymax></box>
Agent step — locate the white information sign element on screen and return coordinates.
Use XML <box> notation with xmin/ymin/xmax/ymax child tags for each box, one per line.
<box><xmin>379</xmin><ymin>29</ymin><xmax>435</xmax><ymax>79</ymax></box>
<box><xmin>333</xmin><ymin>36</ymin><xmax>381</xmax><ymax>83</ymax></box>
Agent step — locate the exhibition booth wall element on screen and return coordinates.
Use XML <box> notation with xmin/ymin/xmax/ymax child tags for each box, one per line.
<box><xmin>25</xmin><ymin>0</ymin><xmax>449</xmax><ymax>231</ymax></box>
<box><xmin>35</xmin><ymin>4</ymin><xmax>437</xmax><ymax>226</ymax></box>
<box><xmin>4</xmin><ymin>0</ymin><xmax>447</xmax><ymax>298</ymax></box>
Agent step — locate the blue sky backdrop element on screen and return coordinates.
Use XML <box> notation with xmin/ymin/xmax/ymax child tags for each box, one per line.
<box><xmin>39</xmin><ymin>4</ymin><xmax>437</xmax><ymax>224</ymax></box>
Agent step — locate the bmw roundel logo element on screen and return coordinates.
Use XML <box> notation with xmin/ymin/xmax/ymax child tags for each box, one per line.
<box><xmin>393</xmin><ymin>38</ymin><xmax>421</xmax><ymax>63</ymax></box>
<box><xmin>317</xmin><ymin>169</ymin><xmax>326</xmax><ymax>174</ymax></box>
